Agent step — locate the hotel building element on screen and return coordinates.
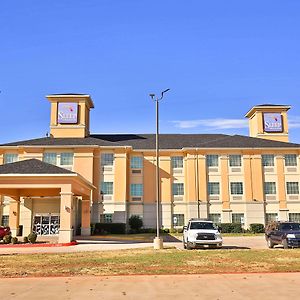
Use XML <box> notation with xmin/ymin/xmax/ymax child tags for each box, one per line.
<box><xmin>0</xmin><ymin>94</ymin><xmax>300</xmax><ymax>243</ymax></box>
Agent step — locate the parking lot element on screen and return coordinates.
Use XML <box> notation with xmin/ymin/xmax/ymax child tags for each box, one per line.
<box><xmin>0</xmin><ymin>235</ymin><xmax>269</xmax><ymax>255</ymax></box>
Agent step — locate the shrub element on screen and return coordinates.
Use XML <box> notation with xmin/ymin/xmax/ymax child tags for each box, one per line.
<box><xmin>249</xmin><ymin>223</ymin><xmax>265</xmax><ymax>233</ymax></box>
<box><xmin>11</xmin><ymin>237</ymin><xmax>18</xmax><ymax>244</ymax></box>
<box><xmin>93</xmin><ymin>223</ymin><xmax>126</xmax><ymax>234</ymax></box>
<box><xmin>3</xmin><ymin>235</ymin><xmax>12</xmax><ymax>244</ymax></box>
<box><xmin>129</xmin><ymin>215</ymin><xmax>143</xmax><ymax>232</ymax></box>
<box><xmin>140</xmin><ymin>228</ymin><xmax>156</xmax><ymax>233</ymax></box>
<box><xmin>28</xmin><ymin>232</ymin><xmax>37</xmax><ymax>243</ymax></box>
<box><xmin>23</xmin><ymin>236</ymin><xmax>29</xmax><ymax>243</ymax></box>
<box><xmin>219</xmin><ymin>223</ymin><xmax>243</xmax><ymax>233</ymax></box>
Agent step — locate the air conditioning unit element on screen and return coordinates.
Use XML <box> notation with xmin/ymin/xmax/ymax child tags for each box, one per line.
<box><xmin>232</xmin><ymin>196</ymin><xmax>243</xmax><ymax>201</ymax></box>
<box><xmin>131</xmin><ymin>197</ymin><xmax>142</xmax><ymax>201</ymax></box>
<box><xmin>288</xmin><ymin>195</ymin><xmax>299</xmax><ymax>200</ymax></box>
<box><xmin>231</xmin><ymin>167</ymin><xmax>241</xmax><ymax>173</ymax></box>
<box><xmin>62</xmin><ymin>166</ymin><xmax>73</xmax><ymax>171</ymax></box>
<box><xmin>131</xmin><ymin>169</ymin><xmax>142</xmax><ymax>174</ymax></box>
<box><xmin>209</xmin><ymin>196</ymin><xmax>219</xmax><ymax>201</ymax></box>
<box><xmin>286</xmin><ymin>167</ymin><xmax>297</xmax><ymax>173</ymax></box>
<box><xmin>266</xmin><ymin>195</ymin><xmax>276</xmax><ymax>201</ymax></box>
<box><xmin>208</xmin><ymin>167</ymin><xmax>218</xmax><ymax>173</ymax></box>
<box><xmin>102</xmin><ymin>166</ymin><xmax>113</xmax><ymax>172</ymax></box>
<box><xmin>174</xmin><ymin>195</ymin><xmax>184</xmax><ymax>201</ymax></box>
<box><xmin>173</xmin><ymin>169</ymin><xmax>183</xmax><ymax>174</ymax></box>
<box><xmin>102</xmin><ymin>195</ymin><xmax>112</xmax><ymax>201</ymax></box>
<box><xmin>264</xmin><ymin>167</ymin><xmax>274</xmax><ymax>173</ymax></box>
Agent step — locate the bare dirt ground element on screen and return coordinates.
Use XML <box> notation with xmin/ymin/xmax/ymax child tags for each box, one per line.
<box><xmin>1</xmin><ymin>273</ymin><xmax>300</xmax><ymax>300</ymax></box>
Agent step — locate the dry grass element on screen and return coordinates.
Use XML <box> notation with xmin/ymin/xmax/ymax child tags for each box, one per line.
<box><xmin>1</xmin><ymin>248</ymin><xmax>300</xmax><ymax>278</ymax></box>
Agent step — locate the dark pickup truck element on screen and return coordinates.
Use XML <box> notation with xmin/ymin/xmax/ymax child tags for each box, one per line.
<box><xmin>265</xmin><ymin>221</ymin><xmax>300</xmax><ymax>249</ymax></box>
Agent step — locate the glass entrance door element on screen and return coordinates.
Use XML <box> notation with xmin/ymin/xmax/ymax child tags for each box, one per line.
<box><xmin>33</xmin><ymin>215</ymin><xmax>60</xmax><ymax>235</ymax></box>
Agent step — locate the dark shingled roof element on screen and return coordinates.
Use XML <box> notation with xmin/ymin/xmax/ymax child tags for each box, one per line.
<box><xmin>0</xmin><ymin>134</ymin><xmax>299</xmax><ymax>149</ymax></box>
<box><xmin>0</xmin><ymin>159</ymin><xmax>75</xmax><ymax>174</ymax></box>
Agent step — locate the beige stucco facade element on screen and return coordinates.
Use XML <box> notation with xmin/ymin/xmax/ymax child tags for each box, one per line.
<box><xmin>1</xmin><ymin>95</ymin><xmax>300</xmax><ymax>241</ymax></box>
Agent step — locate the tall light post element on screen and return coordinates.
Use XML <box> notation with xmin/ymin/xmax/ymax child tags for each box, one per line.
<box><xmin>149</xmin><ymin>89</ymin><xmax>170</xmax><ymax>250</ymax></box>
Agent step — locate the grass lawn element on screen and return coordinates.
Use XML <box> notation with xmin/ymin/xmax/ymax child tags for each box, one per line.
<box><xmin>1</xmin><ymin>248</ymin><xmax>300</xmax><ymax>277</ymax></box>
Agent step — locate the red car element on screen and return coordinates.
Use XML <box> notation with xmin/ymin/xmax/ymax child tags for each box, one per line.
<box><xmin>0</xmin><ymin>226</ymin><xmax>11</xmax><ymax>239</ymax></box>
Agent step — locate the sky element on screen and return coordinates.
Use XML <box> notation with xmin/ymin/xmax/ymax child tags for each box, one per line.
<box><xmin>1</xmin><ymin>1</ymin><xmax>300</xmax><ymax>143</ymax></box>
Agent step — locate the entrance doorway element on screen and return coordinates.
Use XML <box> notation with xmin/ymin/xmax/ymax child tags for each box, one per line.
<box><xmin>33</xmin><ymin>214</ymin><xmax>60</xmax><ymax>235</ymax></box>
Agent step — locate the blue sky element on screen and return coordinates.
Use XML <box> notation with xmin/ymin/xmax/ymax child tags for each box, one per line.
<box><xmin>1</xmin><ymin>1</ymin><xmax>300</xmax><ymax>143</ymax></box>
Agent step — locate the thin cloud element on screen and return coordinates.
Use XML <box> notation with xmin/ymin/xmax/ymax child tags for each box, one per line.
<box><xmin>172</xmin><ymin>118</ymin><xmax>248</xmax><ymax>130</ymax></box>
<box><xmin>172</xmin><ymin>115</ymin><xmax>300</xmax><ymax>131</ymax></box>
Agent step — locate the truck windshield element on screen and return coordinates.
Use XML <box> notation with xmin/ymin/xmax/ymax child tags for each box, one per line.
<box><xmin>279</xmin><ymin>223</ymin><xmax>300</xmax><ymax>231</ymax></box>
<box><xmin>190</xmin><ymin>222</ymin><xmax>216</xmax><ymax>230</ymax></box>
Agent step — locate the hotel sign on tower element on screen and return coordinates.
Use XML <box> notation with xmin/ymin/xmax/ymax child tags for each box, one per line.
<box><xmin>263</xmin><ymin>113</ymin><xmax>283</xmax><ymax>133</ymax></box>
<box><xmin>57</xmin><ymin>103</ymin><xmax>78</xmax><ymax>124</ymax></box>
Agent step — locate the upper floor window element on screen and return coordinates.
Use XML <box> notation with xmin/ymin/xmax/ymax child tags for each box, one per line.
<box><xmin>171</xmin><ymin>156</ymin><xmax>183</xmax><ymax>168</ymax></box>
<box><xmin>262</xmin><ymin>154</ymin><xmax>274</xmax><ymax>167</ymax></box>
<box><xmin>130</xmin><ymin>156</ymin><xmax>143</xmax><ymax>169</ymax></box>
<box><xmin>264</xmin><ymin>182</ymin><xmax>276</xmax><ymax>195</ymax></box>
<box><xmin>101</xmin><ymin>182</ymin><xmax>114</xmax><ymax>195</ymax></box>
<box><xmin>229</xmin><ymin>155</ymin><xmax>242</xmax><ymax>167</ymax></box>
<box><xmin>208</xmin><ymin>182</ymin><xmax>220</xmax><ymax>195</ymax></box>
<box><xmin>206</xmin><ymin>155</ymin><xmax>219</xmax><ymax>167</ymax></box>
<box><xmin>172</xmin><ymin>183</ymin><xmax>184</xmax><ymax>196</ymax></box>
<box><xmin>3</xmin><ymin>153</ymin><xmax>18</xmax><ymax>164</ymax></box>
<box><xmin>101</xmin><ymin>153</ymin><xmax>114</xmax><ymax>166</ymax></box>
<box><xmin>60</xmin><ymin>153</ymin><xmax>74</xmax><ymax>166</ymax></box>
<box><xmin>43</xmin><ymin>153</ymin><xmax>57</xmax><ymax>165</ymax></box>
<box><xmin>287</xmin><ymin>182</ymin><xmax>299</xmax><ymax>195</ymax></box>
<box><xmin>130</xmin><ymin>184</ymin><xmax>143</xmax><ymax>196</ymax></box>
<box><xmin>285</xmin><ymin>154</ymin><xmax>297</xmax><ymax>167</ymax></box>
<box><xmin>230</xmin><ymin>182</ymin><xmax>243</xmax><ymax>195</ymax></box>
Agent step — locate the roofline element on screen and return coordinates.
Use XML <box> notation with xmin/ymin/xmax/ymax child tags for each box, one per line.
<box><xmin>0</xmin><ymin>173</ymin><xmax>96</xmax><ymax>189</ymax></box>
<box><xmin>245</xmin><ymin>105</ymin><xmax>291</xmax><ymax>118</ymax></box>
<box><xmin>46</xmin><ymin>94</ymin><xmax>95</xmax><ymax>109</ymax></box>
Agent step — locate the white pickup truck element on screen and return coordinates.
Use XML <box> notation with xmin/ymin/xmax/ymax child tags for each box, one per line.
<box><xmin>183</xmin><ymin>219</ymin><xmax>222</xmax><ymax>249</ymax></box>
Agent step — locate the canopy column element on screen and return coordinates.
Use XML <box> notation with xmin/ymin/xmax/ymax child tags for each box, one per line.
<box><xmin>59</xmin><ymin>185</ymin><xmax>74</xmax><ymax>243</ymax></box>
<box><xmin>81</xmin><ymin>196</ymin><xmax>91</xmax><ymax>236</ymax></box>
<box><xmin>9</xmin><ymin>197</ymin><xmax>20</xmax><ymax>236</ymax></box>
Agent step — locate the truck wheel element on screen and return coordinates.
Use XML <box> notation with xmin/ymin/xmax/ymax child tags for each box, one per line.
<box><xmin>183</xmin><ymin>239</ymin><xmax>187</xmax><ymax>249</ymax></box>
<box><xmin>186</xmin><ymin>240</ymin><xmax>192</xmax><ymax>250</ymax></box>
<box><xmin>267</xmin><ymin>238</ymin><xmax>275</xmax><ymax>248</ymax></box>
<box><xmin>283</xmin><ymin>239</ymin><xmax>289</xmax><ymax>249</ymax></box>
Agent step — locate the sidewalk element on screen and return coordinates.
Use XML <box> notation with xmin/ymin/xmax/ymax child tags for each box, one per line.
<box><xmin>1</xmin><ymin>273</ymin><xmax>299</xmax><ymax>299</ymax></box>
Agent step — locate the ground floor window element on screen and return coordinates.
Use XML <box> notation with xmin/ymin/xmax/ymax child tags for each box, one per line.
<box><xmin>100</xmin><ymin>213</ymin><xmax>113</xmax><ymax>223</ymax></box>
<box><xmin>173</xmin><ymin>214</ymin><xmax>184</xmax><ymax>226</ymax></box>
<box><xmin>232</xmin><ymin>213</ymin><xmax>244</xmax><ymax>224</ymax></box>
<box><xmin>266</xmin><ymin>213</ymin><xmax>278</xmax><ymax>224</ymax></box>
<box><xmin>1</xmin><ymin>215</ymin><xmax>9</xmax><ymax>227</ymax></box>
<box><xmin>289</xmin><ymin>213</ymin><xmax>300</xmax><ymax>223</ymax></box>
<box><xmin>33</xmin><ymin>215</ymin><xmax>60</xmax><ymax>235</ymax></box>
<box><xmin>209</xmin><ymin>213</ymin><xmax>221</xmax><ymax>224</ymax></box>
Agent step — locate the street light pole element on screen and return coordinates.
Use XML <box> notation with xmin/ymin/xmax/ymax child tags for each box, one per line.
<box><xmin>149</xmin><ymin>89</ymin><xmax>170</xmax><ymax>250</ymax></box>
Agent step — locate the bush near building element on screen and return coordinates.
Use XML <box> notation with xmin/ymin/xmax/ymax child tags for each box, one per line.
<box><xmin>129</xmin><ymin>215</ymin><xmax>143</xmax><ymax>233</ymax></box>
<box><xmin>249</xmin><ymin>223</ymin><xmax>265</xmax><ymax>233</ymax></box>
<box><xmin>219</xmin><ymin>223</ymin><xmax>243</xmax><ymax>233</ymax></box>
<box><xmin>93</xmin><ymin>223</ymin><xmax>126</xmax><ymax>234</ymax></box>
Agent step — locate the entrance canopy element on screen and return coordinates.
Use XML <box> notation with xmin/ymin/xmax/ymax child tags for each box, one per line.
<box><xmin>0</xmin><ymin>159</ymin><xmax>95</xmax><ymax>242</ymax></box>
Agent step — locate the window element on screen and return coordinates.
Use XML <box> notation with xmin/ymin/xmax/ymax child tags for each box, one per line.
<box><xmin>230</xmin><ymin>182</ymin><xmax>243</xmax><ymax>195</ymax></box>
<box><xmin>60</xmin><ymin>153</ymin><xmax>74</xmax><ymax>165</ymax></box>
<box><xmin>229</xmin><ymin>155</ymin><xmax>242</xmax><ymax>167</ymax></box>
<box><xmin>266</xmin><ymin>213</ymin><xmax>278</xmax><ymax>224</ymax></box>
<box><xmin>43</xmin><ymin>153</ymin><xmax>57</xmax><ymax>165</ymax></box>
<box><xmin>285</xmin><ymin>154</ymin><xmax>297</xmax><ymax>167</ymax></box>
<box><xmin>100</xmin><ymin>214</ymin><xmax>113</xmax><ymax>223</ymax></box>
<box><xmin>172</xmin><ymin>183</ymin><xmax>184</xmax><ymax>196</ymax></box>
<box><xmin>232</xmin><ymin>213</ymin><xmax>244</xmax><ymax>224</ymax></box>
<box><xmin>101</xmin><ymin>153</ymin><xmax>114</xmax><ymax>166</ymax></box>
<box><xmin>206</xmin><ymin>155</ymin><xmax>219</xmax><ymax>167</ymax></box>
<box><xmin>173</xmin><ymin>214</ymin><xmax>184</xmax><ymax>226</ymax></box>
<box><xmin>171</xmin><ymin>156</ymin><xmax>183</xmax><ymax>168</ymax></box>
<box><xmin>1</xmin><ymin>215</ymin><xmax>9</xmax><ymax>227</ymax></box>
<box><xmin>262</xmin><ymin>154</ymin><xmax>274</xmax><ymax>167</ymax></box>
<box><xmin>3</xmin><ymin>154</ymin><xmax>18</xmax><ymax>164</ymax></box>
<box><xmin>287</xmin><ymin>182</ymin><xmax>299</xmax><ymax>194</ymax></box>
<box><xmin>130</xmin><ymin>184</ymin><xmax>143</xmax><ymax>196</ymax></box>
<box><xmin>209</xmin><ymin>213</ymin><xmax>221</xmax><ymax>223</ymax></box>
<box><xmin>208</xmin><ymin>182</ymin><xmax>220</xmax><ymax>195</ymax></box>
<box><xmin>289</xmin><ymin>213</ymin><xmax>300</xmax><ymax>223</ymax></box>
<box><xmin>131</xmin><ymin>156</ymin><xmax>143</xmax><ymax>169</ymax></box>
<box><xmin>264</xmin><ymin>182</ymin><xmax>276</xmax><ymax>195</ymax></box>
<box><xmin>101</xmin><ymin>182</ymin><xmax>113</xmax><ymax>195</ymax></box>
